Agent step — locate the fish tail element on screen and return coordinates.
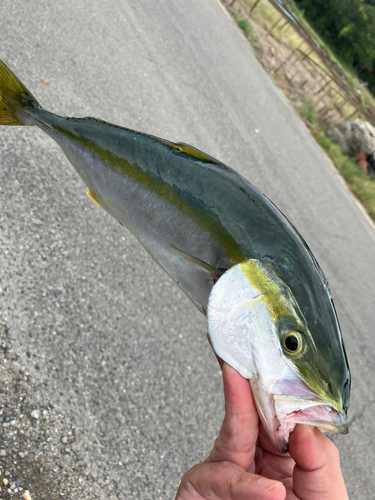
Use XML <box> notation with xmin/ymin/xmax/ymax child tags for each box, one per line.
<box><xmin>0</xmin><ymin>59</ymin><xmax>40</xmax><ymax>126</ymax></box>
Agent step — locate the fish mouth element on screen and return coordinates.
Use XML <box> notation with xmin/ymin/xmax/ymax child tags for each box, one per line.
<box><xmin>251</xmin><ymin>378</ymin><xmax>348</xmax><ymax>453</ymax></box>
<box><xmin>273</xmin><ymin>395</ymin><xmax>348</xmax><ymax>453</ymax></box>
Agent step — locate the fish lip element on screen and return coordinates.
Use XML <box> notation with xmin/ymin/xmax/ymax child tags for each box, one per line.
<box><xmin>272</xmin><ymin>376</ymin><xmax>348</xmax><ymax>430</ymax></box>
<box><xmin>251</xmin><ymin>377</ymin><xmax>348</xmax><ymax>453</ymax></box>
<box><xmin>273</xmin><ymin>394</ymin><xmax>348</xmax><ymax>451</ymax></box>
<box><xmin>278</xmin><ymin>401</ymin><xmax>348</xmax><ymax>431</ymax></box>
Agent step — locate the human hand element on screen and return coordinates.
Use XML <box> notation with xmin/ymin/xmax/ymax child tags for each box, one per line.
<box><xmin>176</xmin><ymin>362</ymin><xmax>349</xmax><ymax>500</ymax></box>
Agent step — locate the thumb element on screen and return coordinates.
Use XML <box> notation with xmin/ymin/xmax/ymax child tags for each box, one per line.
<box><xmin>288</xmin><ymin>425</ymin><xmax>349</xmax><ymax>500</ymax></box>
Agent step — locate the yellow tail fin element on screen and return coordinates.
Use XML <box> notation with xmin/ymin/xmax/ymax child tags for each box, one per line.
<box><xmin>0</xmin><ymin>59</ymin><xmax>38</xmax><ymax>125</ymax></box>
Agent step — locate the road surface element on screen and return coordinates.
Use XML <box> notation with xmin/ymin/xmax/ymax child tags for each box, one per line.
<box><xmin>0</xmin><ymin>0</ymin><xmax>374</xmax><ymax>498</ymax></box>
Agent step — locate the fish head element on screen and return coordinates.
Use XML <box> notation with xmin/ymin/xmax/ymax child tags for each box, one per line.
<box><xmin>207</xmin><ymin>259</ymin><xmax>350</xmax><ymax>453</ymax></box>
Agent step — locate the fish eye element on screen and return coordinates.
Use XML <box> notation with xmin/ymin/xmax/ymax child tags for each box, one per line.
<box><xmin>283</xmin><ymin>332</ymin><xmax>303</xmax><ymax>356</ymax></box>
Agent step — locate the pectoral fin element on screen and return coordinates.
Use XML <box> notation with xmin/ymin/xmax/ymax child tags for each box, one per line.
<box><xmin>86</xmin><ymin>188</ymin><xmax>104</xmax><ymax>209</ymax></box>
<box><xmin>168</xmin><ymin>243</ymin><xmax>224</xmax><ymax>282</ymax></box>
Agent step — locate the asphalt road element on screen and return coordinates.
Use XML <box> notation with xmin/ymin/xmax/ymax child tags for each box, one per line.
<box><xmin>0</xmin><ymin>1</ymin><xmax>374</xmax><ymax>499</ymax></box>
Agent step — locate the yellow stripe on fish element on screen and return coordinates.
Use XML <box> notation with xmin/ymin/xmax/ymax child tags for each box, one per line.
<box><xmin>54</xmin><ymin>122</ymin><xmax>245</xmax><ymax>266</ymax></box>
<box><xmin>240</xmin><ymin>260</ymin><xmax>290</xmax><ymax>321</ymax></box>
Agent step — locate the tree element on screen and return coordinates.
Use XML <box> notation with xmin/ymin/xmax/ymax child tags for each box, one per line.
<box><xmin>293</xmin><ymin>0</ymin><xmax>375</xmax><ymax>90</ymax></box>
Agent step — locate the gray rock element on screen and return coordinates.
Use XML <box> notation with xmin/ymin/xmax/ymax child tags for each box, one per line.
<box><xmin>327</xmin><ymin>119</ymin><xmax>375</xmax><ymax>155</ymax></box>
<box><xmin>30</xmin><ymin>410</ymin><xmax>40</xmax><ymax>420</ymax></box>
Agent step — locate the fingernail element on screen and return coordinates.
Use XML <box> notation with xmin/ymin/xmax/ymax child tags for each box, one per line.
<box><xmin>258</xmin><ymin>478</ymin><xmax>281</xmax><ymax>491</ymax></box>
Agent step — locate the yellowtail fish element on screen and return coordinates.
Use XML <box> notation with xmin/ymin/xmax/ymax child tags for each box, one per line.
<box><xmin>0</xmin><ymin>59</ymin><xmax>350</xmax><ymax>452</ymax></box>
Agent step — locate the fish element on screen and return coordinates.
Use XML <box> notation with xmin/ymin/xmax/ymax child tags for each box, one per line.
<box><xmin>0</xmin><ymin>59</ymin><xmax>350</xmax><ymax>452</ymax></box>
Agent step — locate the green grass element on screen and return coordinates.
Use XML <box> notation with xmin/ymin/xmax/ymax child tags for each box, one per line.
<box><xmin>313</xmin><ymin>130</ymin><xmax>375</xmax><ymax>221</ymax></box>
<box><xmin>234</xmin><ymin>9</ymin><xmax>258</xmax><ymax>43</ymax></box>
<box><xmin>246</xmin><ymin>0</ymin><xmax>306</xmax><ymax>48</ymax></box>
<box><xmin>296</xmin><ymin>96</ymin><xmax>333</xmax><ymax>131</ymax></box>
<box><xmin>245</xmin><ymin>0</ymin><xmax>375</xmax><ymax>111</ymax></box>
<box><xmin>229</xmin><ymin>0</ymin><xmax>375</xmax><ymax>224</ymax></box>
<box><xmin>296</xmin><ymin>100</ymin><xmax>375</xmax><ymax>222</ymax></box>
<box><xmin>359</xmin><ymin>91</ymin><xmax>366</xmax><ymax>109</ymax></box>
<box><xmin>283</xmin><ymin>0</ymin><xmax>375</xmax><ymax>110</ymax></box>
<box><xmin>298</xmin><ymin>98</ymin><xmax>318</xmax><ymax>125</ymax></box>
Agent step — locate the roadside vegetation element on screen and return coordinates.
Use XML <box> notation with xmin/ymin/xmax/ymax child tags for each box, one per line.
<box><xmin>314</xmin><ymin>131</ymin><xmax>375</xmax><ymax>220</ymax></box>
<box><xmin>226</xmin><ymin>0</ymin><xmax>375</xmax><ymax>224</ymax></box>
<box><xmin>234</xmin><ymin>10</ymin><xmax>258</xmax><ymax>43</ymax></box>
<box><xmin>295</xmin><ymin>97</ymin><xmax>375</xmax><ymax>220</ymax></box>
<box><xmin>291</xmin><ymin>0</ymin><xmax>375</xmax><ymax>95</ymax></box>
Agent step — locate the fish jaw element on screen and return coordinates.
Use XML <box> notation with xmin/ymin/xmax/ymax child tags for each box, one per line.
<box><xmin>251</xmin><ymin>376</ymin><xmax>348</xmax><ymax>453</ymax></box>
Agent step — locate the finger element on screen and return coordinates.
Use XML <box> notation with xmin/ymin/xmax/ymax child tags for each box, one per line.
<box><xmin>207</xmin><ymin>332</ymin><xmax>224</xmax><ymax>369</ymax></box>
<box><xmin>255</xmin><ymin>446</ymin><xmax>295</xmax><ymax>482</ymax></box>
<box><xmin>176</xmin><ymin>461</ymin><xmax>286</xmax><ymax>500</ymax></box>
<box><xmin>206</xmin><ymin>363</ymin><xmax>259</xmax><ymax>469</ymax></box>
<box><xmin>288</xmin><ymin>425</ymin><xmax>349</xmax><ymax>500</ymax></box>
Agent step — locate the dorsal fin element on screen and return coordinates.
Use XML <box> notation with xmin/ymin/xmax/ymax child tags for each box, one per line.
<box><xmin>82</xmin><ymin>116</ymin><xmax>113</xmax><ymax>125</ymax></box>
<box><xmin>80</xmin><ymin>120</ymin><xmax>220</xmax><ymax>165</ymax></box>
<box><xmin>169</xmin><ymin>142</ymin><xmax>220</xmax><ymax>163</ymax></box>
